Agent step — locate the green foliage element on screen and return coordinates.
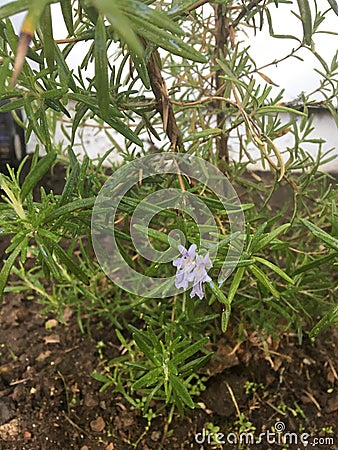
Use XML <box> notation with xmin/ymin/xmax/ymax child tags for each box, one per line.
<box><xmin>92</xmin><ymin>326</ymin><xmax>211</xmax><ymax>415</ymax></box>
<box><xmin>0</xmin><ymin>150</ymin><xmax>95</xmax><ymax>300</ymax></box>
<box><xmin>0</xmin><ymin>0</ymin><xmax>337</xmax><ymax>419</ymax></box>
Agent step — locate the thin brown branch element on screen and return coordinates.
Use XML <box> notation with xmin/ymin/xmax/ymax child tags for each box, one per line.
<box><xmin>214</xmin><ymin>4</ymin><xmax>230</xmax><ymax>163</ymax></box>
<box><xmin>252</xmin><ymin>44</ymin><xmax>303</xmax><ymax>73</ymax></box>
<box><xmin>187</xmin><ymin>0</ymin><xmax>210</xmax><ymax>12</ymax></box>
<box><xmin>140</xmin><ymin>38</ymin><xmax>183</xmax><ymax>150</ymax></box>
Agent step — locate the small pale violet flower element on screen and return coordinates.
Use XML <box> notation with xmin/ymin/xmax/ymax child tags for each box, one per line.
<box><xmin>173</xmin><ymin>244</ymin><xmax>197</xmax><ymax>270</ymax></box>
<box><xmin>190</xmin><ymin>253</ymin><xmax>212</xmax><ymax>300</ymax></box>
<box><xmin>173</xmin><ymin>244</ymin><xmax>197</xmax><ymax>290</ymax></box>
<box><xmin>172</xmin><ymin>245</ymin><xmax>212</xmax><ymax>299</ymax></box>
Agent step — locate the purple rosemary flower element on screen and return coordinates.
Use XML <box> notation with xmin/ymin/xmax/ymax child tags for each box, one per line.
<box><xmin>190</xmin><ymin>253</ymin><xmax>212</xmax><ymax>299</ymax></box>
<box><xmin>173</xmin><ymin>245</ymin><xmax>212</xmax><ymax>299</ymax></box>
<box><xmin>173</xmin><ymin>244</ymin><xmax>197</xmax><ymax>290</ymax></box>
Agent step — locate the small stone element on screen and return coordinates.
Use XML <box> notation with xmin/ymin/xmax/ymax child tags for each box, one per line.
<box><xmin>43</xmin><ymin>334</ymin><xmax>60</xmax><ymax>344</ymax></box>
<box><xmin>45</xmin><ymin>319</ymin><xmax>58</xmax><ymax>329</ymax></box>
<box><xmin>150</xmin><ymin>430</ymin><xmax>161</xmax><ymax>441</ymax></box>
<box><xmin>36</xmin><ymin>350</ymin><xmax>52</xmax><ymax>362</ymax></box>
<box><xmin>90</xmin><ymin>416</ymin><xmax>105</xmax><ymax>432</ymax></box>
<box><xmin>0</xmin><ymin>398</ymin><xmax>16</xmax><ymax>425</ymax></box>
<box><xmin>24</xmin><ymin>431</ymin><xmax>32</xmax><ymax>440</ymax></box>
<box><xmin>0</xmin><ymin>418</ymin><xmax>20</xmax><ymax>441</ymax></box>
<box><xmin>327</xmin><ymin>395</ymin><xmax>338</xmax><ymax>413</ymax></box>
<box><xmin>84</xmin><ymin>394</ymin><xmax>99</xmax><ymax>408</ymax></box>
<box><xmin>12</xmin><ymin>385</ymin><xmax>25</xmax><ymax>403</ymax></box>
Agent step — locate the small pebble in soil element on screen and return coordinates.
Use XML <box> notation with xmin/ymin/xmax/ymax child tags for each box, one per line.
<box><xmin>90</xmin><ymin>415</ymin><xmax>105</xmax><ymax>432</ymax></box>
<box><xmin>151</xmin><ymin>430</ymin><xmax>161</xmax><ymax>441</ymax></box>
<box><xmin>0</xmin><ymin>398</ymin><xmax>16</xmax><ymax>425</ymax></box>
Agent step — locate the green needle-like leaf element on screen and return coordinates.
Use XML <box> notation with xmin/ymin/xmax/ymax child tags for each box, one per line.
<box><xmin>94</xmin><ymin>14</ymin><xmax>110</xmax><ymax>114</ymax></box>
<box><xmin>296</xmin><ymin>0</ymin><xmax>313</xmax><ymax>46</ymax></box>
<box><xmin>21</xmin><ymin>150</ymin><xmax>57</xmax><ymax>201</ymax></box>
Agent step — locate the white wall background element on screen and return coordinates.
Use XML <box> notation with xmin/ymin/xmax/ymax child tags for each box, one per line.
<box><xmin>2</xmin><ymin>0</ymin><xmax>338</xmax><ymax>171</ymax></box>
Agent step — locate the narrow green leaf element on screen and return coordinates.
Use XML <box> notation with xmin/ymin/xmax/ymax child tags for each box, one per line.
<box><xmin>257</xmin><ymin>106</ymin><xmax>306</xmax><ymax>116</ymax></box>
<box><xmin>91</xmin><ymin>0</ymin><xmax>143</xmax><ymax>56</ymax></box>
<box><xmin>40</xmin><ymin>4</ymin><xmax>55</xmax><ymax>71</ymax></box>
<box><xmin>171</xmin><ymin>337</ymin><xmax>209</xmax><ymax>366</ymax></box>
<box><xmin>36</xmin><ymin>235</ymin><xmax>60</xmax><ymax>280</ymax></box>
<box><xmin>254</xmin><ymin>256</ymin><xmax>294</xmax><ymax>284</ymax></box>
<box><xmin>19</xmin><ymin>0</ymin><xmax>53</xmax><ymax>27</ymax></box>
<box><xmin>253</xmin><ymin>223</ymin><xmax>291</xmax><ymax>252</ymax></box>
<box><xmin>0</xmin><ymin>1</ymin><xmax>58</xmax><ymax>22</ymax></box>
<box><xmin>67</xmin><ymin>146</ymin><xmax>79</xmax><ymax>168</ymax></box>
<box><xmin>71</xmin><ymin>103</ymin><xmax>89</xmax><ymax>146</ymax></box>
<box><xmin>44</xmin><ymin>98</ymin><xmax>71</xmax><ymax>117</ymax></box>
<box><xmin>169</xmin><ymin>373</ymin><xmax>195</xmax><ymax>408</ymax></box>
<box><xmin>0</xmin><ymin>0</ymin><xmax>30</xmax><ymax>20</ymax></box>
<box><xmin>36</xmin><ymin>104</ymin><xmax>52</xmax><ymax>152</ymax></box>
<box><xmin>94</xmin><ymin>14</ymin><xmax>109</xmax><ymax>114</ymax></box>
<box><xmin>228</xmin><ymin>266</ymin><xmax>245</xmax><ymax>303</ymax></box>
<box><xmin>53</xmin><ymin>42</ymin><xmax>77</xmax><ymax>92</ymax></box>
<box><xmin>183</xmin><ymin>128</ymin><xmax>222</xmax><ymax>142</ymax></box>
<box><xmin>301</xmin><ymin>219</ymin><xmax>338</xmax><ymax>251</ymax></box>
<box><xmin>326</xmin><ymin>102</ymin><xmax>338</xmax><ymax>128</ymax></box>
<box><xmin>124</xmin><ymin>2</ymin><xmax>182</xmax><ymax>35</ymax></box>
<box><xmin>146</xmin><ymin>327</ymin><xmax>162</xmax><ymax>353</ymax></box>
<box><xmin>21</xmin><ymin>150</ymin><xmax>57</xmax><ymax>200</ymax></box>
<box><xmin>5</xmin><ymin>232</ymin><xmax>28</xmax><ymax>254</ymax></box>
<box><xmin>128</xmin><ymin>49</ymin><xmax>150</xmax><ymax>89</ymax></box>
<box><xmin>179</xmin><ymin>354</ymin><xmax>212</xmax><ymax>375</ymax></box>
<box><xmin>296</xmin><ymin>0</ymin><xmax>312</xmax><ymax>46</ymax></box>
<box><xmin>168</xmin><ymin>1</ymin><xmax>199</xmax><ymax>18</ymax></box>
<box><xmin>60</xmin><ymin>0</ymin><xmax>74</xmax><ymax>35</ymax></box>
<box><xmin>250</xmin><ymin>264</ymin><xmax>280</xmax><ymax>298</ymax></box>
<box><xmin>69</xmin><ymin>94</ymin><xmax>143</xmax><ymax>147</ymax></box>
<box><xmin>80</xmin><ymin>1</ymin><xmax>98</xmax><ymax>24</ymax></box>
<box><xmin>132</xmin><ymin>224</ymin><xmax>170</xmax><ymax>246</ymax></box>
<box><xmin>36</xmin><ymin>228</ymin><xmax>60</xmax><ymax>242</ymax></box>
<box><xmin>24</xmin><ymin>101</ymin><xmax>45</xmax><ymax>144</ymax></box>
<box><xmin>0</xmin><ymin>243</ymin><xmax>22</xmax><ymax>301</ymax></box>
<box><xmin>104</xmin><ymin>114</ymin><xmax>143</xmax><ymax>146</ymax></box>
<box><xmin>293</xmin><ymin>252</ymin><xmax>336</xmax><ymax>275</ymax></box>
<box><xmin>208</xmin><ymin>281</ymin><xmax>229</xmax><ymax>305</ymax></box>
<box><xmin>69</xmin><ymin>93</ymin><xmax>123</xmax><ymax>117</ymax></box>
<box><xmin>221</xmin><ymin>304</ymin><xmax>231</xmax><ymax>333</ymax></box>
<box><xmin>41</xmin><ymin>197</ymin><xmax>95</xmax><ymax>224</ymax></box>
<box><xmin>0</xmin><ymin>57</ymin><xmax>11</xmax><ymax>90</ymax></box>
<box><xmin>0</xmin><ymin>98</ymin><xmax>27</xmax><ymax>112</ymax></box>
<box><xmin>129</xmin><ymin>14</ymin><xmax>206</xmax><ymax>63</ymax></box>
<box><xmin>40</xmin><ymin>86</ymin><xmax>68</xmax><ymax>99</ymax></box>
<box><xmin>131</xmin><ymin>327</ymin><xmax>157</xmax><ymax>364</ymax></box>
<box><xmin>131</xmin><ymin>367</ymin><xmax>162</xmax><ymax>390</ymax></box>
<box><xmin>327</xmin><ymin>0</ymin><xmax>338</xmax><ymax>15</ymax></box>
<box><xmin>52</xmin><ymin>241</ymin><xmax>89</xmax><ymax>284</ymax></box>
<box><xmin>59</xmin><ymin>162</ymin><xmax>80</xmax><ymax>207</ymax></box>
<box><xmin>4</xmin><ymin>17</ymin><xmax>21</xmax><ymax>52</ymax></box>
<box><xmin>91</xmin><ymin>371</ymin><xmax>112</xmax><ymax>383</ymax></box>
<box><xmin>309</xmin><ymin>305</ymin><xmax>338</xmax><ymax>339</ymax></box>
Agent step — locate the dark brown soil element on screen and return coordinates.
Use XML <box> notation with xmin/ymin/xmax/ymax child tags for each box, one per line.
<box><xmin>0</xmin><ymin>162</ymin><xmax>337</xmax><ymax>450</ymax></box>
